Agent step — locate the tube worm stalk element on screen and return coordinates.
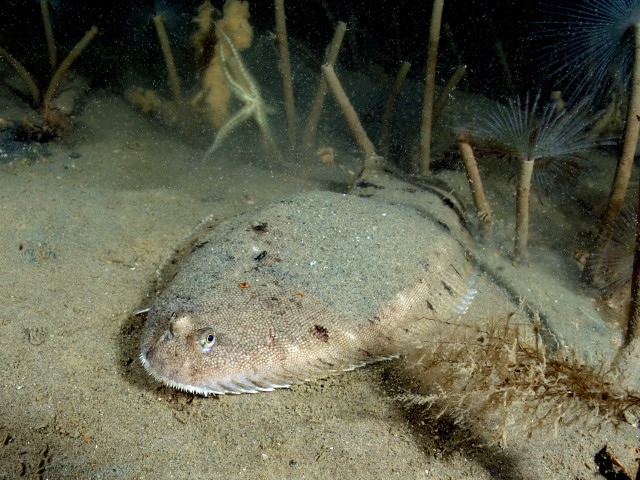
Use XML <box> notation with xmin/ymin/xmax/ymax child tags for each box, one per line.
<box><xmin>514</xmin><ymin>158</ymin><xmax>535</xmax><ymax>264</ymax></box>
<box><xmin>379</xmin><ymin>60</ymin><xmax>411</xmax><ymax>157</ymax></box>
<box><xmin>420</xmin><ymin>0</ymin><xmax>444</xmax><ymax>175</ymax></box>
<box><xmin>274</xmin><ymin>0</ymin><xmax>296</xmax><ymax>147</ymax></box>
<box><xmin>626</xmin><ymin>235</ymin><xmax>640</xmax><ymax>344</ymax></box>
<box><xmin>40</xmin><ymin>0</ymin><xmax>57</xmax><ymax>69</ymax></box>
<box><xmin>153</xmin><ymin>15</ymin><xmax>182</xmax><ymax>104</ymax></box>
<box><xmin>625</xmin><ymin>27</ymin><xmax>640</xmax><ymax>345</ymax></box>
<box><xmin>0</xmin><ymin>46</ymin><xmax>40</xmax><ymax>104</ymax></box>
<box><xmin>43</xmin><ymin>26</ymin><xmax>98</xmax><ymax>106</ymax></box>
<box><xmin>302</xmin><ymin>21</ymin><xmax>347</xmax><ymax>151</ymax></box>
<box><xmin>456</xmin><ymin>130</ymin><xmax>492</xmax><ymax>236</ymax></box>
<box><xmin>433</xmin><ymin>64</ymin><xmax>465</xmax><ymax>125</ymax></box>
<box><xmin>321</xmin><ymin>63</ymin><xmax>376</xmax><ymax>163</ymax></box>
<box><xmin>585</xmin><ymin>24</ymin><xmax>640</xmax><ymax>283</ymax></box>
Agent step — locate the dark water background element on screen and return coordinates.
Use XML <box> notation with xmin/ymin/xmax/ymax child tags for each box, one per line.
<box><xmin>0</xmin><ymin>0</ymin><xmax>544</xmax><ymax>98</ymax></box>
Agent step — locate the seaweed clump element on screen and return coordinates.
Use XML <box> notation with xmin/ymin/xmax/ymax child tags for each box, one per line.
<box><xmin>395</xmin><ymin>314</ymin><xmax>640</xmax><ymax>447</ymax></box>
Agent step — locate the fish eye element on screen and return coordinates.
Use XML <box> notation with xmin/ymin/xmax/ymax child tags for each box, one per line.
<box><xmin>198</xmin><ymin>328</ymin><xmax>216</xmax><ymax>351</ymax></box>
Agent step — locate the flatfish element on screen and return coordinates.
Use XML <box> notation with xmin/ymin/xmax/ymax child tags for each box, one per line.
<box><xmin>140</xmin><ymin>180</ymin><xmax>477</xmax><ymax>395</ymax></box>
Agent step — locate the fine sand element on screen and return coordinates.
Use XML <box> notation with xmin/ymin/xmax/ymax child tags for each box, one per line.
<box><xmin>0</xmin><ymin>59</ymin><xmax>638</xmax><ymax>479</ymax></box>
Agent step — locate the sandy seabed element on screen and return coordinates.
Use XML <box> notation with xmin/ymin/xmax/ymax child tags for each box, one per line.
<box><xmin>0</xmin><ymin>77</ymin><xmax>638</xmax><ymax>479</ymax></box>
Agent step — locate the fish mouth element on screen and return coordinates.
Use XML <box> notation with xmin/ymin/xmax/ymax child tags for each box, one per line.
<box><xmin>138</xmin><ymin>352</ymin><xmax>292</xmax><ymax>396</ymax></box>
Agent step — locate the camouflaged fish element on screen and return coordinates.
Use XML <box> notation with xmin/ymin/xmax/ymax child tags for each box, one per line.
<box><xmin>139</xmin><ymin>178</ymin><xmax>477</xmax><ymax>395</ymax></box>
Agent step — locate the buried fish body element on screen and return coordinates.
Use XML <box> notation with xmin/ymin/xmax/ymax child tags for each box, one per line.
<box><xmin>139</xmin><ymin>189</ymin><xmax>477</xmax><ymax>395</ymax></box>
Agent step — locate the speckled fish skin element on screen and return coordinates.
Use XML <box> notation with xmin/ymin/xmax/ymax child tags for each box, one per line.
<box><xmin>139</xmin><ymin>188</ymin><xmax>475</xmax><ymax>395</ymax></box>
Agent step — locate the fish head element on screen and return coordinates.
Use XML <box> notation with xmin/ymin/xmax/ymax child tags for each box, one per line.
<box><xmin>138</xmin><ymin>282</ymin><xmax>365</xmax><ymax>395</ymax></box>
<box><xmin>139</xmin><ymin>309</ymin><xmax>233</xmax><ymax>395</ymax></box>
